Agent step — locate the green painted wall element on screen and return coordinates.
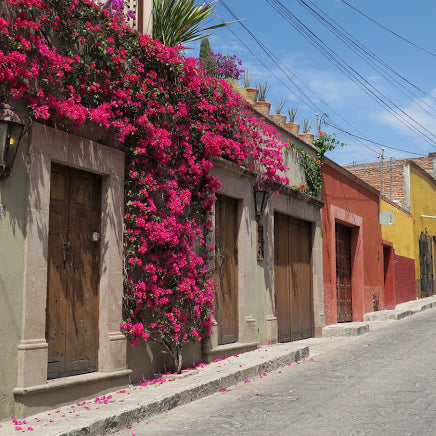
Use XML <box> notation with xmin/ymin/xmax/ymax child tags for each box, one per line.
<box><xmin>0</xmin><ymin>140</ymin><xmax>28</xmax><ymax>419</ymax></box>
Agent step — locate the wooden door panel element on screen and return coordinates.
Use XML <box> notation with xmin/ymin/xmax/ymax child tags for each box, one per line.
<box><xmin>294</xmin><ymin>218</ymin><xmax>313</xmax><ymax>340</ymax></box>
<box><xmin>66</xmin><ymin>169</ymin><xmax>100</xmax><ymax>373</ymax></box>
<box><xmin>274</xmin><ymin>213</ymin><xmax>290</xmax><ymax>342</ymax></box>
<box><xmin>214</xmin><ymin>195</ymin><xmax>239</xmax><ymax>345</ymax></box>
<box><xmin>47</xmin><ymin>164</ymin><xmax>101</xmax><ymax>379</ymax></box>
<box><xmin>275</xmin><ymin>213</ymin><xmax>313</xmax><ymax>343</ymax></box>
<box><xmin>46</xmin><ymin>166</ymin><xmax>69</xmax><ymax>376</ymax></box>
<box><xmin>336</xmin><ymin>223</ymin><xmax>352</xmax><ymax>322</ymax></box>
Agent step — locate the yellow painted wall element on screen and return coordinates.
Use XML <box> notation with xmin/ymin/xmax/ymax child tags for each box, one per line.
<box><xmin>410</xmin><ymin>165</ymin><xmax>436</xmax><ymax>280</ymax></box>
<box><xmin>380</xmin><ymin>199</ymin><xmax>414</xmax><ymax>259</ymax></box>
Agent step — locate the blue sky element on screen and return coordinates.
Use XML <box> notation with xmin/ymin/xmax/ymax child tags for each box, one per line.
<box><xmin>186</xmin><ymin>0</ymin><xmax>436</xmax><ymax>165</ymax></box>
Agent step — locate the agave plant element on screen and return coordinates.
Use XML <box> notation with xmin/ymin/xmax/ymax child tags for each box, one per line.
<box><xmin>274</xmin><ymin>100</ymin><xmax>285</xmax><ymax>114</ymax></box>
<box><xmin>287</xmin><ymin>107</ymin><xmax>298</xmax><ymax>123</ymax></box>
<box><xmin>302</xmin><ymin>118</ymin><xmax>313</xmax><ymax>133</ymax></box>
<box><xmin>153</xmin><ymin>0</ymin><xmax>233</xmax><ymax>47</ymax></box>
<box><xmin>243</xmin><ymin>69</ymin><xmax>252</xmax><ymax>88</ymax></box>
<box><xmin>256</xmin><ymin>80</ymin><xmax>270</xmax><ymax>101</ymax></box>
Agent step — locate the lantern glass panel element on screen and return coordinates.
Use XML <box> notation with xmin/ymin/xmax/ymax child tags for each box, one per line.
<box><xmin>7</xmin><ymin>122</ymin><xmax>24</xmax><ymax>166</ymax></box>
<box><xmin>0</xmin><ymin>121</ymin><xmax>8</xmax><ymax>167</ymax></box>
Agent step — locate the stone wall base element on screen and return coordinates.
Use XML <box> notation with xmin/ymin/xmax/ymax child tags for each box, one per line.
<box><xmin>13</xmin><ymin>370</ymin><xmax>131</xmax><ymax>418</ymax></box>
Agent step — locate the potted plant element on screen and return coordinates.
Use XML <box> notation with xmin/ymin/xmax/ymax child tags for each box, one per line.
<box><xmin>241</xmin><ymin>69</ymin><xmax>258</xmax><ymax>103</ymax></box>
<box><xmin>286</xmin><ymin>107</ymin><xmax>300</xmax><ymax>135</ymax></box>
<box><xmin>255</xmin><ymin>80</ymin><xmax>271</xmax><ymax>116</ymax></box>
<box><xmin>299</xmin><ymin>118</ymin><xmax>314</xmax><ymax>143</ymax></box>
<box><xmin>270</xmin><ymin>99</ymin><xmax>286</xmax><ymax>126</ymax></box>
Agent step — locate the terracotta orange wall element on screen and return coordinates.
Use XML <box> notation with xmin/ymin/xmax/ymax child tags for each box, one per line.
<box><xmin>322</xmin><ymin>162</ymin><xmax>384</xmax><ymax>324</ymax></box>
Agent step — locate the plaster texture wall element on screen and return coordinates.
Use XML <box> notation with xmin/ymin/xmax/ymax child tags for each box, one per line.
<box><xmin>408</xmin><ymin>164</ymin><xmax>436</xmax><ymax>297</ymax></box>
<box><xmin>380</xmin><ymin>199</ymin><xmax>414</xmax><ymax>259</ymax></box>
<box><xmin>394</xmin><ymin>253</ymin><xmax>416</xmax><ymax>305</ymax></box>
<box><xmin>269</xmin><ymin>189</ymin><xmax>325</xmax><ymax>338</ymax></box>
<box><xmin>321</xmin><ymin>161</ymin><xmax>384</xmax><ymax>324</ymax></box>
<box><xmin>202</xmin><ymin>158</ymin><xmax>324</xmax><ymax>357</ymax></box>
<box><xmin>0</xmin><ymin>135</ymin><xmax>29</xmax><ymax>419</ymax></box>
<box><xmin>8</xmin><ymin>123</ymin><xmax>129</xmax><ymax>418</ymax></box>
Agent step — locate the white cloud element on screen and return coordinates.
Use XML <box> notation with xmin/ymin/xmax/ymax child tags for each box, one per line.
<box><xmin>376</xmin><ymin>89</ymin><xmax>436</xmax><ymax>139</ymax></box>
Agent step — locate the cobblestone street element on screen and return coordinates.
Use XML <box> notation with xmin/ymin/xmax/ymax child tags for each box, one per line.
<box><xmin>116</xmin><ymin>308</ymin><xmax>436</xmax><ymax>436</ymax></box>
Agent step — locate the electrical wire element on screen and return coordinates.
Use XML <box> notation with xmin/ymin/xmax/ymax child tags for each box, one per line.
<box><xmin>214</xmin><ymin>1</ymin><xmax>424</xmax><ymax>160</ymax></box>
<box><xmin>217</xmin><ymin>0</ymin><xmax>381</xmax><ymax>158</ymax></box>
<box><xmin>323</xmin><ymin>121</ymin><xmax>426</xmax><ymax>157</ymax></box>
<box><xmin>339</xmin><ymin>0</ymin><xmax>436</xmax><ymax>59</ymax></box>
<box><xmin>296</xmin><ymin>0</ymin><xmax>436</xmax><ymax>113</ymax></box>
<box><xmin>267</xmin><ymin>0</ymin><xmax>436</xmax><ymax>148</ymax></box>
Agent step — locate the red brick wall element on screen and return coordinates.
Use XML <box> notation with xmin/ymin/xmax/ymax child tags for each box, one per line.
<box><xmin>345</xmin><ymin>160</ymin><xmax>407</xmax><ymax>208</ymax></box>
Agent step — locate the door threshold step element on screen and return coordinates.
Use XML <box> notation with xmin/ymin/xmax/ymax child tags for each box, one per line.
<box><xmin>322</xmin><ymin>322</ymin><xmax>369</xmax><ymax>337</ymax></box>
<box><xmin>203</xmin><ymin>342</ymin><xmax>259</xmax><ymax>362</ymax></box>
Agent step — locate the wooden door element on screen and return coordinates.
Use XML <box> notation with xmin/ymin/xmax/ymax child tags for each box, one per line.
<box><xmin>214</xmin><ymin>194</ymin><xmax>239</xmax><ymax>345</ymax></box>
<box><xmin>274</xmin><ymin>213</ymin><xmax>313</xmax><ymax>342</ymax></box>
<box><xmin>419</xmin><ymin>230</ymin><xmax>434</xmax><ymax>297</ymax></box>
<box><xmin>46</xmin><ymin>164</ymin><xmax>102</xmax><ymax>379</ymax></box>
<box><xmin>336</xmin><ymin>223</ymin><xmax>353</xmax><ymax>322</ymax></box>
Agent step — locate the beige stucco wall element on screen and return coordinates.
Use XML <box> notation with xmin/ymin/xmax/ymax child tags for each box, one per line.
<box><xmin>8</xmin><ymin>123</ymin><xmax>129</xmax><ymax>418</ymax></box>
<box><xmin>0</xmin><ymin>135</ymin><xmax>29</xmax><ymax>419</ymax></box>
<box><xmin>279</xmin><ymin>130</ymin><xmax>316</xmax><ymax>188</ymax></box>
<box><xmin>206</xmin><ymin>158</ymin><xmax>324</xmax><ymax>351</ymax></box>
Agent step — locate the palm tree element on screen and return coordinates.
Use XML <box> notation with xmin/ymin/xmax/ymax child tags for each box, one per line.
<box><xmin>152</xmin><ymin>0</ymin><xmax>232</xmax><ymax>47</ymax></box>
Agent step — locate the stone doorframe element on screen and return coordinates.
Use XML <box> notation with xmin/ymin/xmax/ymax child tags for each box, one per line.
<box><xmin>327</xmin><ymin>205</ymin><xmax>364</xmax><ymax>322</ymax></box>
<box><xmin>14</xmin><ymin>123</ymin><xmax>129</xmax><ymax>405</ymax></box>
<box><xmin>269</xmin><ymin>190</ymin><xmax>324</xmax><ymax>338</ymax></box>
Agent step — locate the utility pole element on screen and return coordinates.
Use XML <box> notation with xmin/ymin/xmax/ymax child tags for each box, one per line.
<box><xmin>389</xmin><ymin>157</ymin><xmax>393</xmax><ymax>201</ymax></box>
<box><xmin>379</xmin><ymin>147</ymin><xmax>385</xmax><ymax>195</ymax></box>
<box><xmin>379</xmin><ymin>147</ymin><xmax>385</xmax><ymax>220</ymax></box>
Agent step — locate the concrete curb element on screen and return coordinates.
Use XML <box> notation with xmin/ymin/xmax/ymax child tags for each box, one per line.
<box><xmin>365</xmin><ymin>296</ymin><xmax>436</xmax><ymax>323</ymax></box>
<box><xmin>0</xmin><ymin>344</ymin><xmax>309</xmax><ymax>436</ymax></box>
<box><xmin>322</xmin><ymin>322</ymin><xmax>369</xmax><ymax>337</ymax></box>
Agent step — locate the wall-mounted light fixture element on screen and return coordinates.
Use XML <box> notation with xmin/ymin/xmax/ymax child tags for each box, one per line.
<box><xmin>253</xmin><ymin>187</ymin><xmax>269</xmax><ymax>222</ymax></box>
<box><xmin>0</xmin><ymin>103</ymin><xmax>26</xmax><ymax>180</ymax></box>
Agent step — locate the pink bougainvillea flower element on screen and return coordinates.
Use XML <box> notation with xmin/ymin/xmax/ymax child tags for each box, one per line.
<box><xmin>1</xmin><ymin>0</ymin><xmax>291</xmax><ymax>375</ymax></box>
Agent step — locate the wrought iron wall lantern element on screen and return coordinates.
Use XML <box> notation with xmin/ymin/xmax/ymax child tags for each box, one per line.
<box><xmin>253</xmin><ymin>186</ymin><xmax>269</xmax><ymax>222</ymax></box>
<box><xmin>0</xmin><ymin>103</ymin><xmax>26</xmax><ymax>180</ymax></box>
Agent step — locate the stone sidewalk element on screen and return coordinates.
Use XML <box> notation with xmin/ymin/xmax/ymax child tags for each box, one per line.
<box><xmin>2</xmin><ymin>295</ymin><xmax>436</xmax><ymax>436</ymax></box>
<box><xmin>323</xmin><ymin>295</ymin><xmax>436</xmax><ymax>337</ymax></box>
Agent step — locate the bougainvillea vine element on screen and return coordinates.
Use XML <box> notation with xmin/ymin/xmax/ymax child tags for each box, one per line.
<box><xmin>0</xmin><ymin>0</ymin><xmax>289</xmax><ymax>371</ymax></box>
